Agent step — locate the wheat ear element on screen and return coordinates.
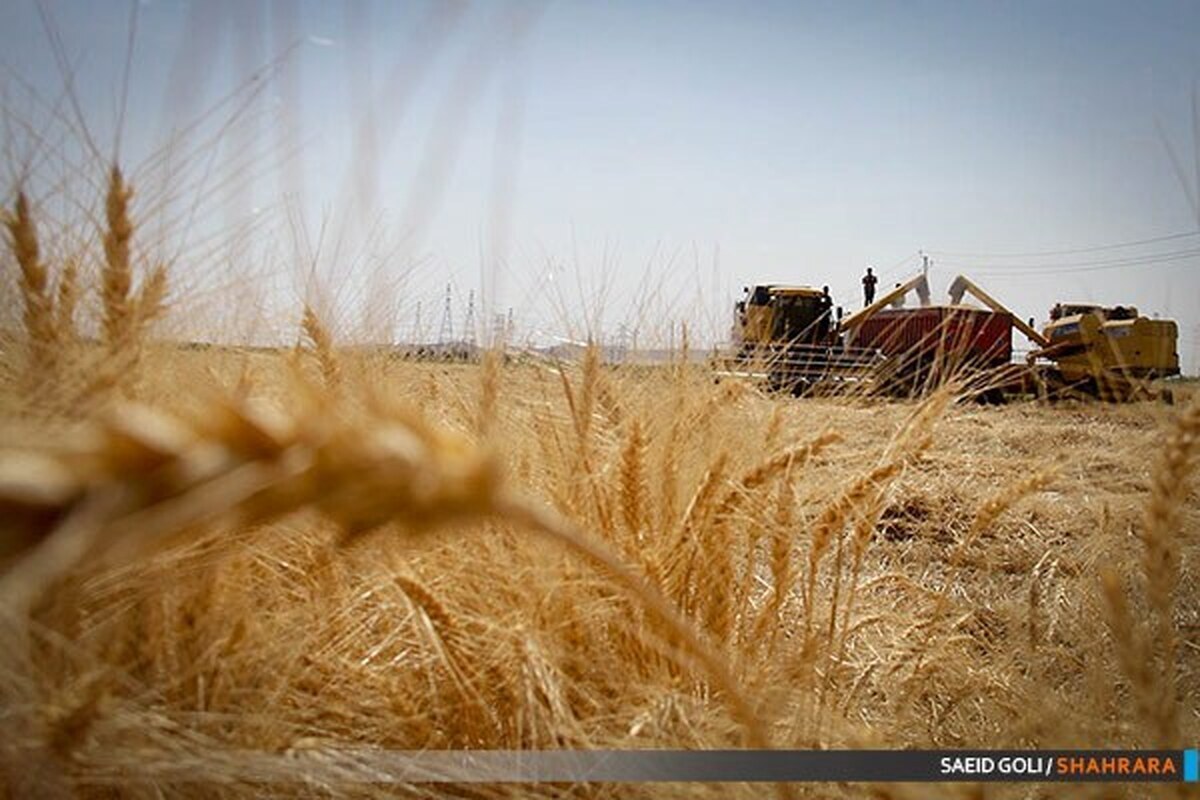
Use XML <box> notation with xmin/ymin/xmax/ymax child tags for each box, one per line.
<box><xmin>300</xmin><ymin>305</ymin><xmax>341</xmax><ymax>390</ymax></box>
<box><xmin>55</xmin><ymin>257</ymin><xmax>80</xmax><ymax>344</ymax></box>
<box><xmin>952</xmin><ymin>469</ymin><xmax>1057</xmax><ymax>562</ymax></box>
<box><xmin>6</xmin><ymin>193</ymin><xmax>58</xmax><ymax>372</ymax></box>
<box><xmin>135</xmin><ymin>263</ymin><xmax>169</xmax><ymax>331</ymax></box>
<box><xmin>703</xmin><ymin>432</ymin><xmax>842</xmax><ymax>641</ymax></box>
<box><xmin>101</xmin><ymin>165</ymin><xmax>134</xmax><ymax>349</ymax></box>
<box><xmin>618</xmin><ymin>417</ymin><xmax>647</xmax><ymax>546</ymax></box>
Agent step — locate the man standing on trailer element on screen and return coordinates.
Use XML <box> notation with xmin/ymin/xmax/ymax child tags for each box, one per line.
<box><xmin>862</xmin><ymin>267</ymin><xmax>877</xmax><ymax>307</ymax></box>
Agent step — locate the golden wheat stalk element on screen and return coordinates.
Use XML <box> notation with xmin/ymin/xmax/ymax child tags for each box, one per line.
<box><xmin>135</xmin><ymin>263</ymin><xmax>169</xmax><ymax>329</ymax></box>
<box><xmin>300</xmin><ymin>305</ymin><xmax>341</xmax><ymax>390</ymax></box>
<box><xmin>1099</xmin><ymin>567</ymin><xmax>1171</xmax><ymax>745</ymax></box>
<box><xmin>6</xmin><ymin>193</ymin><xmax>58</xmax><ymax>372</ymax></box>
<box><xmin>390</xmin><ymin>569</ymin><xmax>497</xmax><ymax>725</ymax></box>
<box><xmin>802</xmin><ymin>423</ymin><xmax>929</xmax><ymax>743</ymax></box>
<box><xmin>725</xmin><ymin>432</ymin><xmax>842</xmax><ymax>506</ymax></box>
<box><xmin>577</xmin><ymin>341</ymin><xmax>600</xmax><ymax>447</ymax></box>
<box><xmin>703</xmin><ymin>432</ymin><xmax>842</xmax><ymax>643</ymax></box>
<box><xmin>754</xmin><ymin>472</ymin><xmax>798</xmax><ymax>651</ymax></box>
<box><xmin>952</xmin><ymin>468</ymin><xmax>1057</xmax><ymax>562</ymax></box>
<box><xmin>101</xmin><ymin>166</ymin><xmax>134</xmax><ymax>349</ymax></box>
<box><xmin>662</xmin><ymin>451</ymin><xmax>730</xmax><ymax>609</ymax></box>
<box><xmin>805</xmin><ymin>460</ymin><xmax>903</xmax><ymax>636</ymax></box>
<box><xmin>1119</xmin><ymin>393</ymin><xmax>1200</xmax><ymax>746</ymax></box>
<box><xmin>617</xmin><ymin>417</ymin><xmax>647</xmax><ymax>546</ymax></box>
<box><xmin>554</xmin><ymin>348</ymin><xmax>614</xmax><ymax>539</ymax></box>
<box><xmin>477</xmin><ymin>347</ymin><xmax>501</xmax><ymax>438</ymax></box>
<box><xmin>495</xmin><ymin>494</ymin><xmax>774</xmax><ymax>753</ymax></box>
<box><xmin>55</xmin><ymin>257</ymin><xmax>80</xmax><ymax>344</ymax></box>
<box><xmin>657</xmin><ymin>416</ymin><xmax>682</xmax><ymax>533</ymax></box>
<box><xmin>0</xmin><ymin>399</ymin><xmax>776</xmax><ymax>760</ymax></box>
<box><xmin>1141</xmin><ymin>394</ymin><xmax>1200</xmax><ymax>631</ymax></box>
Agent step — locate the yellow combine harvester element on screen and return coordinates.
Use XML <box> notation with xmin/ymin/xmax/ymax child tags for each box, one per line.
<box><xmin>731</xmin><ymin>283</ymin><xmax>883</xmax><ymax>392</ymax></box>
<box><xmin>1026</xmin><ymin>301</ymin><xmax>1180</xmax><ymax>400</ymax></box>
<box><xmin>948</xmin><ymin>276</ymin><xmax>1180</xmax><ymax>401</ymax></box>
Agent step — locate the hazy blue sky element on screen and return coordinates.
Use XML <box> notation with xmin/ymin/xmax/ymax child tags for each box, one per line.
<box><xmin>2</xmin><ymin>1</ymin><xmax>1198</xmax><ymax>369</ymax></box>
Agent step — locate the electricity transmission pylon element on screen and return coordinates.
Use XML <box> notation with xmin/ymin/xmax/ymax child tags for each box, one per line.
<box><xmin>437</xmin><ymin>284</ymin><xmax>454</xmax><ymax>344</ymax></box>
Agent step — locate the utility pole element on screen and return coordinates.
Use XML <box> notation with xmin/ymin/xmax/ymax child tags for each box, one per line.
<box><xmin>920</xmin><ymin>251</ymin><xmax>931</xmax><ymax>279</ymax></box>
<box><xmin>616</xmin><ymin>322</ymin><xmax>630</xmax><ymax>363</ymax></box>
<box><xmin>490</xmin><ymin>312</ymin><xmax>507</xmax><ymax>346</ymax></box>
<box><xmin>413</xmin><ymin>301</ymin><xmax>422</xmax><ymax>344</ymax></box>
<box><xmin>438</xmin><ymin>284</ymin><xmax>454</xmax><ymax>344</ymax></box>
<box><xmin>464</xmin><ymin>290</ymin><xmax>477</xmax><ymax>346</ymax></box>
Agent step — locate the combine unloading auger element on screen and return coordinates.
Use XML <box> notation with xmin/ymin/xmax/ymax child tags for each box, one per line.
<box><xmin>947</xmin><ymin>275</ymin><xmax>1049</xmax><ymax>350</ymax></box>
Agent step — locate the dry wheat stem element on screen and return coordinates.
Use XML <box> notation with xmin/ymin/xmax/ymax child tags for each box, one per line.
<box><xmin>494</xmin><ymin>493</ymin><xmax>773</xmax><ymax>752</ymax></box>
<box><xmin>952</xmin><ymin>469</ymin><xmax>1058</xmax><ymax>565</ymax></box>
<box><xmin>1099</xmin><ymin>568</ymin><xmax>1171</xmax><ymax>745</ymax></box>
<box><xmin>1123</xmin><ymin>393</ymin><xmax>1200</xmax><ymax>746</ymax></box>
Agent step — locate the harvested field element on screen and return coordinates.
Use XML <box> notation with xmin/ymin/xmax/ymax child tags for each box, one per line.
<box><xmin>1</xmin><ymin>324</ymin><xmax>1196</xmax><ymax>797</ymax></box>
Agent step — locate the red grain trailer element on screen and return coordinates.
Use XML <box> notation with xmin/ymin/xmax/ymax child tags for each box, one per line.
<box><xmin>851</xmin><ymin>306</ymin><xmax>1013</xmax><ymax>395</ymax></box>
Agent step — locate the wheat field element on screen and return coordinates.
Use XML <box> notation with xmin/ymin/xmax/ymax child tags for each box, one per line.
<box><xmin>0</xmin><ymin>167</ymin><xmax>1198</xmax><ymax>800</ymax></box>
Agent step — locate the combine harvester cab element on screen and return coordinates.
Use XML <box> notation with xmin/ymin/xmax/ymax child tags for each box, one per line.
<box><xmin>730</xmin><ymin>283</ymin><xmax>883</xmax><ymax>395</ymax></box>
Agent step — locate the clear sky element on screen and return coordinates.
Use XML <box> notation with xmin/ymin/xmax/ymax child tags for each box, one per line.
<box><xmin>2</xmin><ymin>1</ymin><xmax>1199</xmax><ymax>370</ymax></box>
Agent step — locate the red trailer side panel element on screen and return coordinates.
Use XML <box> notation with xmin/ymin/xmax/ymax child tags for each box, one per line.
<box><xmin>853</xmin><ymin>307</ymin><xmax>1012</xmax><ymax>367</ymax></box>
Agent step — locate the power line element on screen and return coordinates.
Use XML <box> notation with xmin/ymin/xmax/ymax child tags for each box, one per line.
<box><xmin>876</xmin><ymin>252</ymin><xmax>919</xmax><ymax>281</ymax></box>
<box><xmin>962</xmin><ymin>246</ymin><xmax>1200</xmax><ymax>276</ymax></box>
<box><xmin>927</xmin><ymin>229</ymin><xmax>1200</xmax><ymax>259</ymax></box>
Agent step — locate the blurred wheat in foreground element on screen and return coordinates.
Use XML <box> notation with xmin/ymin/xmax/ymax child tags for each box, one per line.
<box><xmin>0</xmin><ymin>174</ymin><xmax>1197</xmax><ymax>800</ymax></box>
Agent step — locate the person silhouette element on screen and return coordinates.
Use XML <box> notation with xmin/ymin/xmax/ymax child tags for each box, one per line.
<box><xmin>818</xmin><ymin>286</ymin><xmax>833</xmax><ymax>340</ymax></box>
<box><xmin>862</xmin><ymin>267</ymin><xmax>877</xmax><ymax>306</ymax></box>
